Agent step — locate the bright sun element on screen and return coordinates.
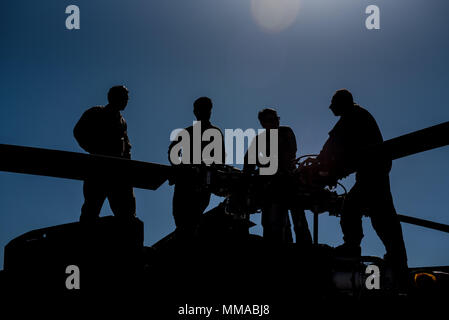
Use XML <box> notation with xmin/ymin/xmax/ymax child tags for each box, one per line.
<box><xmin>251</xmin><ymin>0</ymin><xmax>301</xmax><ymax>33</ymax></box>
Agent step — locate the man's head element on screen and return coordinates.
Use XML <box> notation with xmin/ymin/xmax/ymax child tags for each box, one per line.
<box><xmin>258</xmin><ymin>108</ymin><xmax>280</xmax><ymax>129</ymax></box>
<box><xmin>108</xmin><ymin>85</ymin><xmax>129</xmax><ymax>111</ymax></box>
<box><xmin>329</xmin><ymin>89</ymin><xmax>354</xmax><ymax>116</ymax></box>
<box><xmin>193</xmin><ymin>97</ymin><xmax>212</xmax><ymax>121</ymax></box>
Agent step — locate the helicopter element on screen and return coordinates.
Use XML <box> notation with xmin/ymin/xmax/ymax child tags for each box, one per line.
<box><xmin>0</xmin><ymin>120</ymin><xmax>448</xmax><ymax>314</ymax></box>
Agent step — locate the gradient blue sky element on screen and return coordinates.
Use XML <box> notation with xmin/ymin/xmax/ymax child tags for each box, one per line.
<box><xmin>1</xmin><ymin>0</ymin><xmax>448</xmax><ymax>268</ymax></box>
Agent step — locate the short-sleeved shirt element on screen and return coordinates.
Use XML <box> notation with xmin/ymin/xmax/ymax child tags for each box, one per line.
<box><xmin>318</xmin><ymin>104</ymin><xmax>390</xmax><ymax>178</ymax></box>
<box><xmin>169</xmin><ymin>121</ymin><xmax>226</xmax><ymax>165</ymax></box>
<box><xmin>74</xmin><ymin>106</ymin><xmax>131</xmax><ymax>158</ymax></box>
<box><xmin>244</xmin><ymin>126</ymin><xmax>297</xmax><ymax>175</ymax></box>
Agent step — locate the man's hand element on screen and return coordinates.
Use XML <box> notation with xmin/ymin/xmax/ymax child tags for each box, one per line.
<box><xmin>297</xmin><ymin>157</ymin><xmax>339</xmax><ymax>188</ymax></box>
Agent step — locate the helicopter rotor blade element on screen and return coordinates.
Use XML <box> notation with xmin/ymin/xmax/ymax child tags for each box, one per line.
<box><xmin>0</xmin><ymin>144</ymin><xmax>171</xmax><ymax>190</ymax></box>
<box><xmin>398</xmin><ymin>214</ymin><xmax>449</xmax><ymax>234</ymax></box>
<box><xmin>384</xmin><ymin>121</ymin><xmax>449</xmax><ymax>160</ymax></box>
<box><xmin>1</xmin><ymin>121</ymin><xmax>448</xmax><ymax>189</ymax></box>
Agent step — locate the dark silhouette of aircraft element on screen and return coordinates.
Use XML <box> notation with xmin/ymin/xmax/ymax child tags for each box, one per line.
<box><xmin>0</xmin><ymin>121</ymin><xmax>448</xmax><ymax>314</ymax></box>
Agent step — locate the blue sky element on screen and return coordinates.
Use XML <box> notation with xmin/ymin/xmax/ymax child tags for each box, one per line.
<box><xmin>1</xmin><ymin>0</ymin><xmax>449</xmax><ymax>268</ymax></box>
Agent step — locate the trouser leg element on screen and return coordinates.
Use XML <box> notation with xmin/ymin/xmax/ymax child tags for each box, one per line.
<box><xmin>107</xmin><ymin>184</ymin><xmax>137</xmax><ymax>220</ymax></box>
<box><xmin>172</xmin><ymin>184</ymin><xmax>210</xmax><ymax>238</ymax></box>
<box><xmin>370</xmin><ymin>202</ymin><xmax>408</xmax><ymax>289</ymax></box>
<box><xmin>291</xmin><ymin>208</ymin><xmax>312</xmax><ymax>245</ymax></box>
<box><xmin>262</xmin><ymin>203</ymin><xmax>292</xmax><ymax>243</ymax></box>
<box><xmin>80</xmin><ymin>180</ymin><xmax>107</xmax><ymax>222</ymax></box>
<box><xmin>370</xmin><ymin>195</ymin><xmax>408</xmax><ymax>269</ymax></box>
<box><xmin>340</xmin><ymin>188</ymin><xmax>364</xmax><ymax>246</ymax></box>
<box><xmin>367</xmin><ymin>177</ymin><xmax>408</xmax><ymax>268</ymax></box>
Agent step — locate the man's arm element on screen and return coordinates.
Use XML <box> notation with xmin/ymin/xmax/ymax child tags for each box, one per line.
<box><xmin>168</xmin><ymin>139</ymin><xmax>179</xmax><ymax>165</ymax></box>
<box><xmin>243</xmin><ymin>135</ymin><xmax>257</xmax><ymax>173</ymax></box>
<box><xmin>218</xmin><ymin>128</ymin><xmax>226</xmax><ymax>164</ymax></box>
<box><xmin>74</xmin><ymin>109</ymin><xmax>95</xmax><ymax>153</ymax></box>
<box><xmin>123</xmin><ymin>132</ymin><xmax>132</xmax><ymax>159</ymax></box>
<box><xmin>168</xmin><ymin>127</ymin><xmax>188</xmax><ymax>165</ymax></box>
<box><xmin>286</xmin><ymin>127</ymin><xmax>297</xmax><ymax>163</ymax></box>
<box><xmin>317</xmin><ymin>130</ymin><xmax>356</xmax><ymax>182</ymax></box>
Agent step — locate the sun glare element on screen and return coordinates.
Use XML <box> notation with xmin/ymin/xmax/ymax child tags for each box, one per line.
<box><xmin>251</xmin><ymin>0</ymin><xmax>301</xmax><ymax>33</ymax></box>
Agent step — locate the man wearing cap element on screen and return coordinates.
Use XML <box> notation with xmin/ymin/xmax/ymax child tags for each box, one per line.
<box><xmin>317</xmin><ymin>89</ymin><xmax>407</xmax><ymax>282</ymax></box>
<box><xmin>74</xmin><ymin>85</ymin><xmax>136</xmax><ymax>222</ymax></box>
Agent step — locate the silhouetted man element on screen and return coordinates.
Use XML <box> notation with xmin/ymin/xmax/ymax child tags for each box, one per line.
<box><xmin>168</xmin><ymin>97</ymin><xmax>225</xmax><ymax>238</ymax></box>
<box><xmin>317</xmin><ymin>89</ymin><xmax>407</xmax><ymax>275</ymax></box>
<box><xmin>244</xmin><ymin>108</ymin><xmax>312</xmax><ymax>244</ymax></box>
<box><xmin>74</xmin><ymin>85</ymin><xmax>136</xmax><ymax>222</ymax></box>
